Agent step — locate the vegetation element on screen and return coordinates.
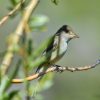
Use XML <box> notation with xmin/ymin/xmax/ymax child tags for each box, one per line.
<box><xmin>0</xmin><ymin>0</ymin><xmax>100</xmax><ymax>100</ymax></box>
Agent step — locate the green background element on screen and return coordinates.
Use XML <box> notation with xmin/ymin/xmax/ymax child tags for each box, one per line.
<box><xmin>0</xmin><ymin>0</ymin><xmax>100</xmax><ymax>100</ymax></box>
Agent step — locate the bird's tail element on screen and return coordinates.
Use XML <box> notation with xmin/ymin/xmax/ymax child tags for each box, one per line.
<box><xmin>35</xmin><ymin>64</ymin><xmax>49</xmax><ymax>80</ymax></box>
<box><xmin>35</xmin><ymin>65</ymin><xmax>43</xmax><ymax>73</ymax></box>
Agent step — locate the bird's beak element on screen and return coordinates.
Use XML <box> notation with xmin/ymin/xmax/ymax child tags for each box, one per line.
<box><xmin>70</xmin><ymin>33</ymin><xmax>79</xmax><ymax>39</ymax></box>
<box><xmin>74</xmin><ymin>34</ymin><xmax>79</xmax><ymax>38</ymax></box>
<box><xmin>70</xmin><ymin>31</ymin><xmax>79</xmax><ymax>39</ymax></box>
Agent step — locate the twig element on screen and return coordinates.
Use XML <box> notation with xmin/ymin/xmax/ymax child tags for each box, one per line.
<box><xmin>12</xmin><ymin>59</ymin><xmax>100</xmax><ymax>83</ymax></box>
<box><xmin>0</xmin><ymin>0</ymin><xmax>39</xmax><ymax>76</ymax></box>
<box><xmin>0</xmin><ymin>0</ymin><xmax>25</xmax><ymax>27</ymax></box>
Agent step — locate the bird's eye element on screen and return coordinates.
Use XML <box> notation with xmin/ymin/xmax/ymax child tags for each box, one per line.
<box><xmin>65</xmin><ymin>29</ymin><xmax>69</xmax><ymax>33</ymax></box>
<box><xmin>65</xmin><ymin>26</ymin><xmax>72</xmax><ymax>33</ymax></box>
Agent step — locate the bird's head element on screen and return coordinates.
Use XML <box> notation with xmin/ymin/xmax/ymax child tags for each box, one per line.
<box><xmin>56</xmin><ymin>25</ymin><xmax>79</xmax><ymax>42</ymax></box>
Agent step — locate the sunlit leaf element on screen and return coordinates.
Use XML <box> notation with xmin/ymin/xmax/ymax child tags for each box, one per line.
<box><xmin>29</xmin><ymin>15</ymin><xmax>49</xmax><ymax>31</ymax></box>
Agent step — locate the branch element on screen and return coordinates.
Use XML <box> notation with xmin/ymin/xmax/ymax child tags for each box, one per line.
<box><xmin>0</xmin><ymin>0</ymin><xmax>25</xmax><ymax>27</ymax></box>
<box><xmin>0</xmin><ymin>0</ymin><xmax>39</xmax><ymax>76</ymax></box>
<box><xmin>12</xmin><ymin>59</ymin><xmax>100</xmax><ymax>83</ymax></box>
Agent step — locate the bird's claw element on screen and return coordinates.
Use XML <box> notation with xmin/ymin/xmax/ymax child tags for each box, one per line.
<box><xmin>54</xmin><ymin>65</ymin><xmax>64</xmax><ymax>73</ymax></box>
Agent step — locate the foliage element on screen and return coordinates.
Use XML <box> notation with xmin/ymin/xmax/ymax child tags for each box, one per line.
<box><xmin>0</xmin><ymin>0</ymin><xmax>100</xmax><ymax>100</ymax></box>
<box><xmin>51</xmin><ymin>0</ymin><xmax>59</xmax><ymax>5</ymax></box>
<box><xmin>0</xmin><ymin>0</ymin><xmax>56</xmax><ymax>99</ymax></box>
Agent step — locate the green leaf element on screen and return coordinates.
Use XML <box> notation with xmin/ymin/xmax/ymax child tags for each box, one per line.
<box><xmin>38</xmin><ymin>73</ymin><xmax>54</xmax><ymax>91</ymax></box>
<box><xmin>51</xmin><ymin>0</ymin><xmax>59</xmax><ymax>5</ymax></box>
<box><xmin>0</xmin><ymin>76</ymin><xmax>9</xmax><ymax>95</ymax></box>
<box><xmin>28</xmin><ymin>36</ymin><xmax>54</xmax><ymax>69</ymax></box>
<box><xmin>0</xmin><ymin>91</ymin><xmax>19</xmax><ymax>100</ymax></box>
<box><xmin>8</xmin><ymin>91</ymin><xmax>19</xmax><ymax>100</ymax></box>
<box><xmin>27</xmin><ymin>38</ymin><xmax>33</xmax><ymax>55</ymax></box>
<box><xmin>10</xmin><ymin>0</ymin><xmax>20</xmax><ymax>6</ymax></box>
<box><xmin>0</xmin><ymin>93</ymin><xmax>8</xmax><ymax>100</ymax></box>
<box><xmin>0</xmin><ymin>60</ymin><xmax>21</xmax><ymax>95</ymax></box>
<box><xmin>31</xmin><ymin>35</ymin><xmax>54</xmax><ymax>60</ymax></box>
<box><xmin>30</xmin><ymin>73</ymin><xmax>54</xmax><ymax>97</ymax></box>
<box><xmin>29</xmin><ymin>15</ymin><xmax>49</xmax><ymax>31</ymax></box>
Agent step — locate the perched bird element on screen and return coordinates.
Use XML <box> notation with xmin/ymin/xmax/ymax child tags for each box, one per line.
<box><xmin>36</xmin><ymin>25</ymin><xmax>79</xmax><ymax>73</ymax></box>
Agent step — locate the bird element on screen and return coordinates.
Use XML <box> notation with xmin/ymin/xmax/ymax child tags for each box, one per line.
<box><xmin>36</xmin><ymin>25</ymin><xmax>79</xmax><ymax>74</ymax></box>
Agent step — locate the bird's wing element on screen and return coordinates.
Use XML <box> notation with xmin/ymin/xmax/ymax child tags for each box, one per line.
<box><xmin>43</xmin><ymin>35</ymin><xmax>59</xmax><ymax>55</ymax></box>
<box><xmin>35</xmin><ymin>36</ymin><xmax>58</xmax><ymax>73</ymax></box>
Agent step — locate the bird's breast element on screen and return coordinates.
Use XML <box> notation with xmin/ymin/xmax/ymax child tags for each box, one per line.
<box><xmin>50</xmin><ymin>41</ymin><xmax>68</xmax><ymax>63</ymax></box>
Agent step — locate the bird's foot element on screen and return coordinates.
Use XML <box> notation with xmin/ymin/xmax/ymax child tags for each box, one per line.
<box><xmin>52</xmin><ymin>64</ymin><xmax>64</xmax><ymax>73</ymax></box>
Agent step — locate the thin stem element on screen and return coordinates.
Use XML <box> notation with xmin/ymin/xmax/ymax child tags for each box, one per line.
<box><xmin>0</xmin><ymin>0</ymin><xmax>25</xmax><ymax>27</ymax></box>
<box><xmin>12</xmin><ymin>59</ymin><xmax>100</xmax><ymax>83</ymax></box>
<box><xmin>0</xmin><ymin>0</ymin><xmax>39</xmax><ymax>76</ymax></box>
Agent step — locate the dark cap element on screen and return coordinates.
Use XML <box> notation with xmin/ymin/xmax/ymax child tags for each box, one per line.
<box><xmin>56</xmin><ymin>25</ymin><xmax>69</xmax><ymax>34</ymax></box>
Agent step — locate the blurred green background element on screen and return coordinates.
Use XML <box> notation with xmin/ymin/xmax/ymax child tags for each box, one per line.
<box><xmin>0</xmin><ymin>0</ymin><xmax>100</xmax><ymax>100</ymax></box>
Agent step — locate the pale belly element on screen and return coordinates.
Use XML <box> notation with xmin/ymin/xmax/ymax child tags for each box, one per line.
<box><xmin>50</xmin><ymin>41</ymin><xmax>68</xmax><ymax>64</ymax></box>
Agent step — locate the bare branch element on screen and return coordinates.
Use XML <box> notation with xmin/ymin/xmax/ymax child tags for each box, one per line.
<box><xmin>0</xmin><ymin>0</ymin><xmax>39</xmax><ymax>76</ymax></box>
<box><xmin>12</xmin><ymin>59</ymin><xmax>100</xmax><ymax>83</ymax></box>
<box><xmin>0</xmin><ymin>0</ymin><xmax>25</xmax><ymax>27</ymax></box>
